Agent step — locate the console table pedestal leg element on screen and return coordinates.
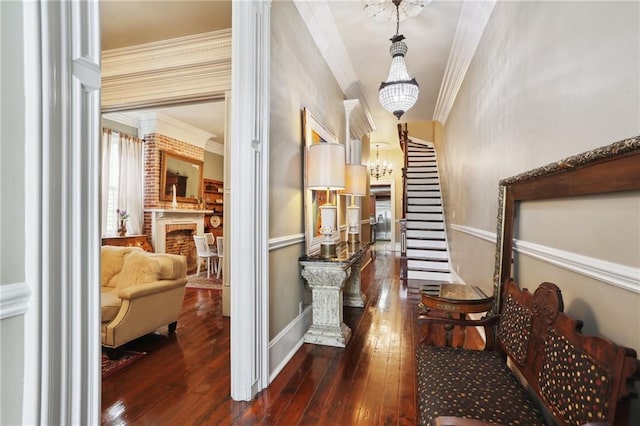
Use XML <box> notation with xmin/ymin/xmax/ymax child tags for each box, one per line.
<box><xmin>302</xmin><ymin>266</ymin><xmax>352</xmax><ymax>348</ymax></box>
<box><xmin>344</xmin><ymin>255</ymin><xmax>366</xmax><ymax>307</ymax></box>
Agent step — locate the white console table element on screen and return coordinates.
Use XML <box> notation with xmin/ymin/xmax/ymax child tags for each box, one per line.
<box><xmin>299</xmin><ymin>242</ymin><xmax>370</xmax><ymax>347</ymax></box>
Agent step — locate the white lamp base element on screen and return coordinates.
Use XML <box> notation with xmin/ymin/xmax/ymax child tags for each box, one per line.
<box><xmin>346</xmin><ymin>204</ymin><xmax>360</xmax><ymax>244</ymax></box>
<box><xmin>319</xmin><ymin>204</ymin><xmax>338</xmax><ymax>258</ymax></box>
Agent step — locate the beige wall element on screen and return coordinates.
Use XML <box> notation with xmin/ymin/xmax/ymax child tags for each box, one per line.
<box><xmin>1</xmin><ymin>1</ymin><xmax>26</xmax><ymax>424</ymax></box>
<box><xmin>438</xmin><ymin>1</ymin><xmax>640</xmax><ymax>419</ymax></box>
<box><xmin>268</xmin><ymin>0</ymin><xmax>346</xmax><ymax>339</ymax></box>
<box><xmin>203</xmin><ymin>151</ymin><xmax>223</xmax><ymax>181</ymax></box>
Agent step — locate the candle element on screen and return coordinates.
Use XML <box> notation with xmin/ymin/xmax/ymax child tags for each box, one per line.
<box><xmin>172</xmin><ymin>184</ymin><xmax>178</xmax><ymax>209</ymax></box>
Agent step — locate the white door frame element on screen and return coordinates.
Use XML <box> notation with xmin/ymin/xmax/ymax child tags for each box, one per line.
<box><xmin>23</xmin><ymin>0</ymin><xmax>270</xmax><ymax>422</ymax></box>
<box><xmin>23</xmin><ymin>1</ymin><xmax>102</xmax><ymax>423</ymax></box>
<box><xmin>230</xmin><ymin>0</ymin><xmax>271</xmax><ymax>400</ymax></box>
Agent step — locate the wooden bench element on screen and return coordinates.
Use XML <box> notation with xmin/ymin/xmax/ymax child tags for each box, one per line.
<box><xmin>416</xmin><ymin>279</ymin><xmax>639</xmax><ymax>426</ymax></box>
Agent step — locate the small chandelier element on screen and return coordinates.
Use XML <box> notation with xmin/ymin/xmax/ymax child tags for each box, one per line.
<box><xmin>378</xmin><ymin>0</ymin><xmax>420</xmax><ymax>120</ymax></box>
<box><xmin>369</xmin><ymin>144</ymin><xmax>393</xmax><ymax>180</ymax></box>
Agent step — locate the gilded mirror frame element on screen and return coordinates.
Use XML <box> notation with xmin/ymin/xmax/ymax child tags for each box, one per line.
<box><xmin>159</xmin><ymin>150</ymin><xmax>204</xmax><ymax>204</ymax></box>
<box><xmin>492</xmin><ymin>136</ymin><xmax>640</xmax><ymax>313</ymax></box>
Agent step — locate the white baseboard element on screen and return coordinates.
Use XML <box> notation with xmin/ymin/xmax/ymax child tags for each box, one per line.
<box><xmin>269</xmin><ymin>305</ymin><xmax>312</xmax><ymax>382</ymax></box>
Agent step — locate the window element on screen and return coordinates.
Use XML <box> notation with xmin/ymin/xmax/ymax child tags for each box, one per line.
<box><xmin>101</xmin><ymin>128</ymin><xmax>143</xmax><ymax>237</ymax></box>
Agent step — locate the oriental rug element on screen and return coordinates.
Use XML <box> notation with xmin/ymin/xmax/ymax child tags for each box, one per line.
<box><xmin>186</xmin><ymin>273</ymin><xmax>223</xmax><ymax>290</ymax></box>
<box><xmin>101</xmin><ymin>350</ymin><xmax>146</xmax><ymax>379</ymax></box>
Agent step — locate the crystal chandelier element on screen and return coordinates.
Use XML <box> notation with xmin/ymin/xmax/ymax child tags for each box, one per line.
<box><xmin>369</xmin><ymin>144</ymin><xmax>393</xmax><ymax>180</ymax></box>
<box><xmin>378</xmin><ymin>0</ymin><xmax>420</xmax><ymax>120</ymax></box>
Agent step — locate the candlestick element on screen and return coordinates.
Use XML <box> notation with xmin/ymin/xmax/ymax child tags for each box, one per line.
<box><xmin>172</xmin><ymin>184</ymin><xmax>178</xmax><ymax>209</ymax></box>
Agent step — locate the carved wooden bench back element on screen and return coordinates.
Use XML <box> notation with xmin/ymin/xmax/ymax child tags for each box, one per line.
<box><xmin>497</xmin><ymin>279</ymin><xmax>638</xmax><ymax>425</ymax></box>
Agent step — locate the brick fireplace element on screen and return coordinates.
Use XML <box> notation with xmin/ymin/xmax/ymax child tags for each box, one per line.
<box><xmin>148</xmin><ymin>209</ymin><xmax>206</xmax><ymax>275</ymax></box>
<box><xmin>165</xmin><ymin>223</ymin><xmax>198</xmax><ymax>273</ymax></box>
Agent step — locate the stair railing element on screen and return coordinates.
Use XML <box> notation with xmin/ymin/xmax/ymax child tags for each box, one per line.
<box><xmin>398</xmin><ymin>123</ymin><xmax>409</xmax><ymax>266</ymax></box>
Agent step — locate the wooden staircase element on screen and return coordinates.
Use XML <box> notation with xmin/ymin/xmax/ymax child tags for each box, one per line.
<box><xmin>402</xmin><ymin>139</ymin><xmax>451</xmax><ymax>284</ymax></box>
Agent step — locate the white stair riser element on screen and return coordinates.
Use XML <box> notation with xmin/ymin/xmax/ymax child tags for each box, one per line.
<box><xmin>406</xmin><ymin>177</ymin><xmax>439</xmax><ymax>184</ymax></box>
<box><xmin>406</xmin><ymin>231</ymin><xmax>446</xmax><ymax>241</ymax></box>
<box><xmin>407</xmin><ymin>168</ymin><xmax>438</xmax><ymax>174</ymax></box>
<box><xmin>407</xmin><ymin>204</ymin><xmax>442</xmax><ymax>212</ymax></box>
<box><xmin>408</xmin><ymin>214</ymin><xmax>443</xmax><ymax>222</ymax></box>
<box><xmin>406</xmin><ymin>248</ymin><xmax>448</xmax><ymax>258</ymax></box>
<box><xmin>407</xmin><ymin>189</ymin><xmax>440</xmax><ymax>199</ymax></box>
<box><xmin>406</xmin><ymin>209</ymin><xmax>441</xmax><ymax>217</ymax></box>
<box><xmin>408</xmin><ymin>259</ymin><xmax>450</xmax><ymax>270</ymax></box>
<box><xmin>407</xmin><ymin>176</ymin><xmax>439</xmax><ymax>182</ymax></box>
<box><xmin>407</xmin><ymin>187</ymin><xmax>440</xmax><ymax>194</ymax></box>
<box><xmin>408</xmin><ymin>223</ymin><xmax>444</xmax><ymax>233</ymax></box>
<box><xmin>408</xmin><ymin>270</ymin><xmax>451</xmax><ymax>281</ymax></box>
<box><xmin>407</xmin><ymin>228</ymin><xmax>444</xmax><ymax>240</ymax></box>
<box><xmin>407</xmin><ymin>197</ymin><xmax>441</xmax><ymax>204</ymax></box>
<box><xmin>407</xmin><ymin>226</ymin><xmax>445</xmax><ymax>234</ymax></box>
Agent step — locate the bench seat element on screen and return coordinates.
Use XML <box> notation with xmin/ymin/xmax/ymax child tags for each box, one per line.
<box><xmin>415</xmin><ymin>279</ymin><xmax>639</xmax><ymax>426</ymax></box>
<box><xmin>417</xmin><ymin>345</ymin><xmax>545</xmax><ymax>425</ymax></box>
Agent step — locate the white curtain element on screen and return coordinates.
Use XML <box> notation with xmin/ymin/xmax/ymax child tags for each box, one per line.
<box><xmin>101</xmin><ymin>128</ymin><xmax>144</xmax><ymax>236</ymax></box>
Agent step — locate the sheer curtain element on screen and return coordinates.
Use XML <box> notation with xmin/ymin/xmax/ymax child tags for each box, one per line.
<box><xmin>101</xmin><ymin>128</ymin><xmax>144</xmax><ymax>236</ymax></box>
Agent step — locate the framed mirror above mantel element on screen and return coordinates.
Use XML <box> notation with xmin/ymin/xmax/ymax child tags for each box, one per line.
<box><xmin>160</xmin><ymin>150</ymin><xmax>204</xmax><ymax>203</ymax></box>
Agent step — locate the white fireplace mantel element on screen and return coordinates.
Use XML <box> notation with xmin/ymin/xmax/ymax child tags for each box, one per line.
<box><xmin>146</xmin><ymin>208</ymin><xmax>213</xmax><ymax>253</ymax></box>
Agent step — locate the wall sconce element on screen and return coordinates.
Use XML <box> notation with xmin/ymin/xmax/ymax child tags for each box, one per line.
<box><xmin>343</xmin><ymin>164</ymin><xmax>367</xmax><ymax>245</ymax></box>
<box><xmin>307</xmin><ymin>143</ymin><xmax>346</xmax><ymax>258</ymax></box>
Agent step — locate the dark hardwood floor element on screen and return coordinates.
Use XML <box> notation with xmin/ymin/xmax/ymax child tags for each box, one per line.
<box><xmin>102</xmin><ymin>248</ymin><xmax>480</xmax><ymax>425</ymax></box>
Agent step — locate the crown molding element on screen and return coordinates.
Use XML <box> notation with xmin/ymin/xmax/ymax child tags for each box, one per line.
<box><xmin>101</xmin><ymin>30</ymin><xmax>231</xmax><ymax>111</ymax></box>
<box><xmin>102</xmin><ymin>29</ymin><xmax>231</xmax><ymax>78</ymax></box>
<box><xmin>293</xmin><ymin>0</ymin><xmax>375</xmax><ymax>135</ymax></box>
<box><xmin>205</xmin><ymin>139</ymin><xmax>225</xmax><ymax>155</ymax></box>
<box><xmin>139</xmin><ymin>112</ymin><xmax>214</xmax><ymax>148</ymax></box>
<box><xmin>433</xmin><ymin>0</ymin><xmax>495</xmax><ymax>124</ymax></box>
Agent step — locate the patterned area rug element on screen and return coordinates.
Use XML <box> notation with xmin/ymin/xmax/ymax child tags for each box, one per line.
<box><xmin>102</xmin><ymin>351</ymin><xmax>145</xmax><ymax>379</ymax></box>
<box><xmin>186</xmin><ymin>273</ymin><xmax>223</xmax><ymax>290</ymax></box>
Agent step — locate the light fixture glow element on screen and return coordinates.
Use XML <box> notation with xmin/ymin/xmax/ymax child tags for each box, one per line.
<box><xmin>378</xmin><ymin>0</ymin><xmax>420</xmax><ymax>120</ymax></box>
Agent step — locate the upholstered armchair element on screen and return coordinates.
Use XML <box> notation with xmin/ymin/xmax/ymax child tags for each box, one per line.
<box><xmin>101</xmin><ymin>245</ymin><xmax>188</xmax><ymax>358</ymax></box>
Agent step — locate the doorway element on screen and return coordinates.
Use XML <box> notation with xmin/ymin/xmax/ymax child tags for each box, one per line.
<box><xmin>370</xmin><ymin>182</ymin><xmax>396</xmax><ymax>251</ymax></box>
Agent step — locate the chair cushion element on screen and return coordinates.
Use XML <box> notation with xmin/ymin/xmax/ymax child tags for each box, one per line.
<box><xmin>110</xmin><ymin>251</ymin><xmax>161</xmax><ymax>291</ymax></box>
<box><xmin>497</xmin><ymin>294</ymin><xmax>533</xmax><ymax>365</ymax></box>
<box><xmin>539</xmin><ymin>328</ymin><xmax>612</xmax><ymax>425</ymax></box>
<box><xmin>416</xmin><ymin>345</ymin><xmax>545</xmax><ymax>426</ymax></box>
<box><xmin>101</xmin><ymin>245</ymin><xmax>144</xmax><ymax>288</ymax></box>
<box><xmin>101</xmin><ymin>289</ymin><xmax>122</xmax><ymax>323</ymax></box>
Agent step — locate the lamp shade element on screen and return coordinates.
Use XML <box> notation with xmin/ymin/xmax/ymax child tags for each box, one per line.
<box><xmin>343</xmin><ymin>164</ymin><xmax>367</xmax><ymax>196</ymax></box>
<box><xmin>307</xmin><ymin>143</ymin><xmax>345</xmax><ymax>190</ymax></box>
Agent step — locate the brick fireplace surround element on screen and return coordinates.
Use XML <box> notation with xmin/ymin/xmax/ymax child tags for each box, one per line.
<box><xmin>142</xmin><ymin>133</ymin><xmax>208</xmax><ymax>273</ymax></box>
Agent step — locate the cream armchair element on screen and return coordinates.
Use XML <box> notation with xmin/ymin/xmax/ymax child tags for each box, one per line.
<box><xmin>101</xmin><ymin>245</ymin><xmax>188</xmax><ymax>358</ymax></box>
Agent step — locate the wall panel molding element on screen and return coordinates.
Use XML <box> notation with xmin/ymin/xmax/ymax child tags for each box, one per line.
<box><xmin>269</xmin><ymin>233</ymin><xmax>305</xmax><ymax>251</ymax></box>
<box><xmin>452</xmin><ymin>224</ymin><xmax>640</xmax><ymax>294</ymax></box>
<box><xmin>0</xmin><ymin>282</ymin><xmax>31</xmax><ymax>320</ymax></box>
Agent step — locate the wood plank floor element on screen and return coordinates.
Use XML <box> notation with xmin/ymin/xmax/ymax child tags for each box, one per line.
<box><xmin>101</xmin><ymin>248</ymin><xmax>480</xmax><ymax>425</ymax></box>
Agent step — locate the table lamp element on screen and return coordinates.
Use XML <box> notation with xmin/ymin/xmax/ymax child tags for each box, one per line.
<box><xmin>343</xmin><ymin>164</ymin><xmax>367</xmax><ymax>244</ymax></box>
<box><xmin>307</xmin><ymin>143</ymin><xmax>346</xmax><ymax>258</ymax></box>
